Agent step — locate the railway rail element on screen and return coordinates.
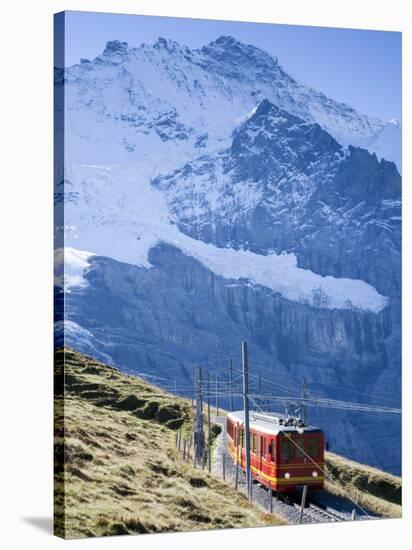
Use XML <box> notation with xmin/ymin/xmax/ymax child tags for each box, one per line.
<box><xmin>311</xmin><ymin>503</ymin><xmax>350</xmax><ymax>522</ymax></box>
<box><xmin>295</xmin><ymin>502</ymin><xmax>351</xmax><ymax>523</ymax></box>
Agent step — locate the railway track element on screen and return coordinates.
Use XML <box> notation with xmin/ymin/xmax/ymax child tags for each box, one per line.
<box><xmin>212</xmin><ymin>416</ymin><xmax>371</xmax><ymax>525</ymax></box>
<box><xmin>295</xmin><ymin>502</ymin><xmax>351</xmax><ymax>523</ymax></box>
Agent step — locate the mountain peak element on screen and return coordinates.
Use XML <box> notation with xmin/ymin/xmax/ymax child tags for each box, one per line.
<box><xmin>212</xmin><ymin>35</ymin><xmax>239</xmax><ymax>47</ymax></box>
<box><xmin>201</xmin><ymin>35</ymin><xmax>278</xmax><ymax>71</ymax></box>
<box><xmin>153</xmin><ymin>37</ymin><xmax>188</xmax><ymax>55</ymax></box>
<box><xmin>244</xmin><ymin>98</ymin><xmax>341</xmax><ymax>148</ymax></box>
<box><xmin>241</xmin><ymin>98</ymin><xmax>302</xmax><ymax>129</ymax></box>
<box><xmin>253</xmin><ymin>98</ymin><xmax>278</xmax><ymax>116</ymax></box>
<box><xmin>230</xmin><ymin>98</ymin><xmax>342</xmax><ymax>177</ymax></box>
<box><xmin>103</xmin><ymin>40</ymin><xmax>129</xmax><ymax>56</ymax></box>
<box><xmin>65</xmin><ymin>31</ymin><xmax>399</xmax><ymax>169</ymax></box>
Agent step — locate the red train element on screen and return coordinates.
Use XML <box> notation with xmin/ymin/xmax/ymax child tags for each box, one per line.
<box><xmin>226</xmin><ymin>410</ymin><xmax>324</xmax><ymax>492</ymax></box>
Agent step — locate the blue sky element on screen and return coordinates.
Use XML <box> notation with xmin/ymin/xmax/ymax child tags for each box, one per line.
<box><xmin>62</xmin><ymin>11</ymin><xmax>401</xmax><ymax>122</ymax></box>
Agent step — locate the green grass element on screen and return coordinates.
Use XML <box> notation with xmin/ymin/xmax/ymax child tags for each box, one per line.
<box><xmin>325</xmin><ymin>451</ymin><xmax>401</xmax><ymax>518</ymax></box>
<box><xmin>54</xmin><ymin>348</ymin><xmax>284</xmax><ymax>539</ymax></box>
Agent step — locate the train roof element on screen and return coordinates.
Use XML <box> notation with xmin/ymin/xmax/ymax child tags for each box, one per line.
<box><xmin>227</xmin><ymin>410</ymin><xmax>322</xmax><ymax>436</ymax></box>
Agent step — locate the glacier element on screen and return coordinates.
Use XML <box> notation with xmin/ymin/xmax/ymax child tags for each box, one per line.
<box><xmin>58</xmin><ymin>161</ymin><xmax>388</xmax><ymax>313</ymax></box>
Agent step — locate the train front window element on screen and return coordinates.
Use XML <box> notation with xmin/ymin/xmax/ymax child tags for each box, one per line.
<box><xmin>294</xmin><ymin>435</ymin><xmax>305</xmax><ymax>458</ymax></box>
<box><xmin>307</xmin><ymin>437</ymin><xmax>321</xmax><ymax>458</ymax></box>
<box><xmin>281</xmin><ymin>436</ymin><xmax>293</xmax><ymax>461</ymax></box>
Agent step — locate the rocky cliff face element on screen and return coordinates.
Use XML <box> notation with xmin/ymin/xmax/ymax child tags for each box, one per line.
<box><xmin>59</xmin><ymin>244</ymin><xmax>392</xmax><ymax>371</ymax></box>
<box><xmin>55</xmin><ymin>241</ymin><xmax>399</xmax><ymax>472</ymax></box>
<box><xmin>55</xmin><ymin>35</ymin><xmax>401</xmax><ymax>474</ymax></box>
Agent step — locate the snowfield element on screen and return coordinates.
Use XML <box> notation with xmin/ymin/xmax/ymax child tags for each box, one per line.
<box><xmin>56</xmin><ymin>163</ymin><xmax>388</xmax><ymax>313</ymax></box>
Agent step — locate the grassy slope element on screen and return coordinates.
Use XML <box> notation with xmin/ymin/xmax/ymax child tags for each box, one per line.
<box><xmin>324</xmin><ymin>452</ymin><xmax>401</xmax><ymax>518</ymax></box>
<box><xmin>54</xmin><ymin>348</ymin><xmax>283</xmax><ymax>539</ymax></box>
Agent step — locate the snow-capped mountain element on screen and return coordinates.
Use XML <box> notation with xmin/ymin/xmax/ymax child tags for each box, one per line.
<box><xmin>61</xmin><ymin>35</ymin><xmax>400</xmax><ymax>169</ymax></box>
<box><xmin>153</xmin><ymin>99</ymin><xmax>401</xmax><ymax>296</ymax></box>
<box><xmin>55</xmin><ymin>35</ymin><xmax>401</xmax><ymax>474</ymax></box>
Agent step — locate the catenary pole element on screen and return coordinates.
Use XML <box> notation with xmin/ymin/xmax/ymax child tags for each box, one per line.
<box><xmin>199</xmin><ymin>367</ymin><xmax>203</xmax><ymax>414</ymax></box>
<box><xmin>229</xmin><ymin>359</ymin><xmax>234</xmax><ymax>411</ymax></box>
<box><xmin>242</xmin><ymin>340</ymin><xmax>252</xmax><ymax>501</ymax></box>
<box><xmin>207</xmin><ymin>371</ymin><xmax>211</xmax><ymax>473</ymax></box>
<box><xmin>302</xmin><ymin>377</ymin><xmax>307</xmax><ymax>424</ymax></box>
<box><xmin>215</xmin><ymin>372</ymin><xmax>219</xmax><ymax>416</ymax></box>
<box><xmin>194</xmin><ymin>366</ymin><xmax>204</xmax><ymax>465</ymax></box>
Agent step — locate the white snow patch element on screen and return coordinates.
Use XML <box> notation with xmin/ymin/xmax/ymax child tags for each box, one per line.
<box><xmin>177</xmin><ymin>242</ymin><xmax>388</xmax><ymax>312</ymax></box>
<box><xmin>234</xmin><ymin>104</ymin><xmax>258</xmax><ymax>125</ymax></box>
<box><xmin>54</xmin><ymin>247</ymin><xmax>95</xmax><ymax>290</ymax></box>
<box><xmin>366</xmin><ymin>120</ymin><xmax>401</xmax><ymax>171</ymax></box>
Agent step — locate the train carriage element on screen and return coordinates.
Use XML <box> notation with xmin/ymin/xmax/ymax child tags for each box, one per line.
<box><xmin>227</xmin><ymin>410</ymin><xmax>324</xmax><ymax>492</ymax></box>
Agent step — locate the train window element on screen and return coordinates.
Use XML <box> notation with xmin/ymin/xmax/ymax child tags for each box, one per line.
<box><xmin>240</xmin><ymin>429</ymin><xmax>244</xmax><ymax>448</ymax></box>
<box><xmin>251</xmin><ymin>433</ymin><xmax>260</xmax><ymax>454</ymax></box>
<box><xmin>295</xmin><ymin>435</ymin><xmax>305</xmax><ymax>458</ymax></box>
<box><xmin>307</xmin><ymin>437</ymin><xmax>321</xmax><ymax>458</ymax></box>
<box><xmin>262</xmin><ymin>438</ymin><xmax>267</xmax><ymax>456</ymax></box>
<box><xmin>281</xmin><ymin>436</ymin><xmax>293</xmax><ymax>460</ymax></box>
<box><xmin>268</xmin><ymin>440</ymin><xmax>276</xmax><ymax>462</ymax></box>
